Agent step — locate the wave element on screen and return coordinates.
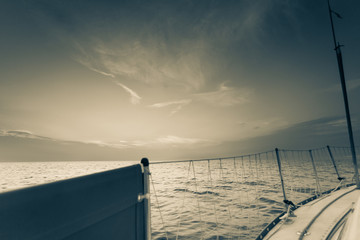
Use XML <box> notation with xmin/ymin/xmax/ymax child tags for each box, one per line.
<box><xmin>174</xmin><ymin>188</ymin><xmax>220</xmax><ymax>196</ymax></box>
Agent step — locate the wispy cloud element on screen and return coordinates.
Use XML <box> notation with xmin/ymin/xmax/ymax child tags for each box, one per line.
<box><xmin>0</xmin><ymin>128</ymin><xmax>219</xmax><ymax>153</ymax></box>
<box><xmin>113</xmin><ymin>81</ymin><xmax>142</xmax><ymax>105</ymax></box>
<box><xmin>89</xmin><ymin>135</ymin><xmax>216</xmax><ymax>149</ymax></box>
<box><xmin>70</xmin><ymin>0</ymin><xmax>291</xmax><ymax>95</ymax></box>
<box><xmin>0</xmin><ymin>129</ymin><xmax>53</xmax><ymax>141</ymax></box>
<box><xmin>85</xmin><ymin>65</ymin><xmax>115</xmax><ymax>78</ymax></box>
<box><xmin>75</xmin><ymin>44</ymin><xmax>116</xmax><ymax>78</ymax></box>
<box><xmin>156</xmin><ymin>135</ymin><xmax>215</xmax><ymax>146</ymax></box>
<box><xmin>84</xmin><ymin>140</ymin><xmax>129</xmax><ymax>149</ymax></box>
<box><xmin>76</xmin><ymin>53</ymin><xmax>142</xmax><ymax>104</ymax></box>
<box><xmin>0</xmin><ymin>129</ymin><xmax>134</xmax><ymax>149</ymax></box>
<box><xmin>75</xmin><ymin>38</ymin><xmax>207</xmax><ymax>91</ymax></box>
<box><xmin>194</xmin><ymin>82</ymin><xmax>252</xmax><ymax>107</ymax></box>
<box><xmin>86</xmin><ymin>135</ymin><xmax>215</xmax><ymax>149</ymax></box>
<box><xmin>147</xmin><ymin>83</ymin><xmax>252</xmax><ymax>115</ymax></box>
<box><xmin>149</xmin><ymin>99</ymin><xmax>192</xmax><ymax>115</ymax></box>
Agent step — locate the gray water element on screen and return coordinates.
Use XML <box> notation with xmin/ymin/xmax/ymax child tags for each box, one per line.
<box><xmin>0</xmin><ymin>148</ymin><xmax>357</xmax><ymax>239</ymax></box>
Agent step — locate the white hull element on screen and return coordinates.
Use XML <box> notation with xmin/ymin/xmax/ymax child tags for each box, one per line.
<box><xmin>263</xmin><ymin>186</ymin><xmax>359</xmax><ymax>240</ymax></box>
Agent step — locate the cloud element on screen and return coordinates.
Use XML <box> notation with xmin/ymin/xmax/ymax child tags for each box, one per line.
<box><xmin>156</xmin><ymin>135</ymin><xmax>214</xmax><ymax>146</ymax></box>
<box><xmin>149</xmin><ymin>99</ymin><xmax>192</xmax><ymax>115</ymax></box>
<box><xmin>77</xmin><ymin>61</ymin><xmax>114</xmax><ymax>78</ymax></box>
<box><xmin>75</xmin><ymin>44</ymin><xmax>116</xmax><ymax>78</ymax></box>
<box><xmin>75</xmin><ymin>49</ymin><xmax>142</xmax><ymax>105</ymax></box>
<box><xmin>83</xmin><ymin>65</ymin><xmax>115</xmax><ymax>78</ymax></box>
<box><xmin>326</xmin><ymin>119</ymin><xmax>347</xmax><ymax>128</ymax></box>
<box><xmin>210</xmin><ymin>115</ymin><xmax>360</xmax><ymax>155</ymax></box>
<box><xmin>349</xmin><ymin>79</ymin><xmax>360</xmax><ymax>90</ymax></box>
<box><xmin>42</xmin><ymin>0</ymin><xmax>299</xmax><ymax>93</ymax></box>
<box><xmin>234</xmin><ymin>118</ymin><xmax>289</xmax><ymax>140</ymax></box>
<box><xmin>322</xmin><ymin>79</ymin><xmax>360</xmax><ymax>93</ymax></box>
<box><xmin>112</xmin><ymin>81</ymin><xmax>142</xmax><ymax>105</ymax></box>
<box><xmin>84</xmin><ymin>140</ymin><xmax>130</xmax><ymax>149</ymax></box>
<box><xmin>0</xmin><ymin>130</ymin><xmax>53</xmax><ymax>141</ymax></box>
<box><xmin>0</xmin><ymin>128</ymin><xmax>216</xmax><ymax>150</ymax></box>
<box><xmin>68</xmin><ymin>1</ymin><xmax>298</xmax><ymax>96</ymax></box>
<box><xmin>272</xmin><ymin>115</ymin><xmax>360</xmax><ymax>138</ymax></box>
<box><xmin>147</xmin><ymin>83</ymin><xmax>252</xmax><ymax>115</ymax></box>
<box><xmin>0</xmin><ymin>129</ymin><xmax>134</xmax><ymax>150</ymax></box>
<box><xmin>107</xmin><ymin>135</ymin><xmax>215</xmax><ymax>148</ymax></box>
<box><xmin>194</xmin><ymin>82</ymin><xmax>252</xmax><ymax>107</ymax></box>
<box><xmin>75</xmin><ymin>40</ymin><xmax>207</xmax><ymax>91</ymax></box>
<box><xmin>86</xmin><ymin>135</ymin><xmax>216</xmax><ymax>150</ymax></box>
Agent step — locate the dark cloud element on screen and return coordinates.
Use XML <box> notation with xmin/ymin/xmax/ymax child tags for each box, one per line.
<box><xmin>212</xmin><ymin>115</ymin><xmax>360</xmax><ymax>156</ymax></box>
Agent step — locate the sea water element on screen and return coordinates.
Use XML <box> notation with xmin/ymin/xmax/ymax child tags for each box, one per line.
<box><xmin>0</xmin><ymin>155</ymin><xmax>356</xmax><ymax>240</ymax></box>
<box><xmin>0</xmin><ymin>161</ymin><xmax>135</xmax><ymax>193</ymax></box>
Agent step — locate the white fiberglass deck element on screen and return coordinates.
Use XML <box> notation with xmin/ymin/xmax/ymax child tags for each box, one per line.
<box><xmin>264</xmin><ymin>186</ymin><xmax>360</xmax><ymax>240</ymax></box>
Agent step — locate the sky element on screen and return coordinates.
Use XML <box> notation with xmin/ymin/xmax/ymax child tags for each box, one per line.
<box><xmin>0</xmin><ymin>0</ymin><xmax>360</xmax><ymax>161</ymax></box>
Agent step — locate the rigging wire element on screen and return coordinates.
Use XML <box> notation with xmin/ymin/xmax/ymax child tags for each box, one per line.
<box><xmin>149</xmin><ymin>173</ymin><xmax>169</xmax><ymax>240</ymax></box>
<box><xmin>207</xmin><ymin>159</ymin><xmax>220</xmax><ymax>240</ymax></box>
<box><xmin>175</xmin><ymin>161</ymin><xmax>192</xmax><ymax>240</ymax></box>
<box><xmin>149</xmin><ymin>146</ymin><xmax>358</xmax><ymax>239</ymax></box>
<box><xmin>191</xmin><ymin>161</ymin><xmax>204</xmax><ymax>240</ymax></box>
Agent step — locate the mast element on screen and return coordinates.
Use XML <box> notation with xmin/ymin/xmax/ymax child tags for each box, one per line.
<box><xmin>327</xmin><ymin>0</ymin><xmax>360</xmax><ymax>188</ymax></box>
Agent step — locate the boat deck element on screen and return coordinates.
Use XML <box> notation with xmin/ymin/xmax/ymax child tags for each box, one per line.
<box><xmin>264</xmin><ymin>186</ymin><xmax>360</xmax><ymax>240</ymax></box>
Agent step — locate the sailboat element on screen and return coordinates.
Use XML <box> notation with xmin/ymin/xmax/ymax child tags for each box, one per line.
<box><xmin>257</xmin><ymin>1</ymin><xmax>360</xmax><ymax>239</ymax></box>
<box><xmin>0</xmin><ymin>1</ymin><xmax>358</xmax><ymax>240</ymax></box>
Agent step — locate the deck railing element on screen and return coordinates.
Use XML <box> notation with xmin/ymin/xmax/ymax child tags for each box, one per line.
<box><xmin>149</xmin><ymin>146</ymin><xmax>359</xmax><ymax>240</ymax></box>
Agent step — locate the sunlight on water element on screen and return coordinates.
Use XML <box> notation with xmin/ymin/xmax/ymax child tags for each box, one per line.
<box><xmin>148</xmin><ymin>148</ymin><xmax>357</xmax><ymax>240</ymax></box>
<box><xmin>0</xmin><ymin>161</ymin><xmax>135</xmax><ymax>193</ymax></box>
<box><xmin>0</xmin><ymin>146</ymin><xmax>357</xmax><ymax>240</ymax></box>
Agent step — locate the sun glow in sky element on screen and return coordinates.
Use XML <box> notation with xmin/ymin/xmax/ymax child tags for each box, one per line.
<box><xmin>1</xmin><ymin>0</ymin><xmax>360</xmax><ymax>161</ymax></box>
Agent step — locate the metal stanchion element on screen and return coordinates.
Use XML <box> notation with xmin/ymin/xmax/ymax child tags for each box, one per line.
<box><xmin>141</xmin><ymin>158</ymin><xmax>151</xmax><ymax>240</ymax></box>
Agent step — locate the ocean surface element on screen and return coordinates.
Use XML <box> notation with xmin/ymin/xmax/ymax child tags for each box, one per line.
<box><xmin>0</xmin><ymin>148</ymin><xmax>357</xmax><ymax>239</ymax></box>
